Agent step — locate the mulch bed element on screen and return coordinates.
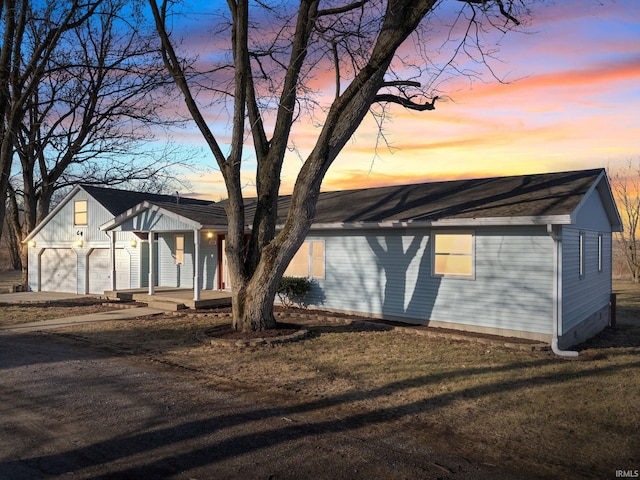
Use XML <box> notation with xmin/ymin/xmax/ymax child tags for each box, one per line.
<box><xmin>204</xmin><ymin>322</ymin><xmax>301</xmax><ymax>340</ymax></box>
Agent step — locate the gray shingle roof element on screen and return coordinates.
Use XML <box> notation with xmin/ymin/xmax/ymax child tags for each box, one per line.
<box><xmin>105</xmin><ymin>168</ymin><xmax>615</xmax><ymax>230</ymax></box>
<box><xmin>232</xmin><ymin>168</ymin><xmax>607</xmax><ymax>226</ymax></box>
<box><xmin>81</xmin><ymin>185</ymin><xmax>213</xmax><ymax>216</ymax></box>
<box><xmin>150</xmin><ymin>202</ymin><xmax>228</xmax><ymax>226</ymax></box>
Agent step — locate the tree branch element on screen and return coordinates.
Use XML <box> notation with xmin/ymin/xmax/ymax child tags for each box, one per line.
<box><xmin>318</xmin><ymin>1</ymin><xmax>367</xmax><ymax>17</ymax></box>
<box><xmin>374</xmin><ymin>94</ymin><xmax>439</xmax><ymax>110</ymax></box>
<box><xmin>458</xmin><ymin>0</ymin><xmax>521</xmax><ymax>26</ymax></box>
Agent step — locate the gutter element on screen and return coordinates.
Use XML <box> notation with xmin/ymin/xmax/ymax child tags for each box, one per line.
<box><xmin>547</xmin><ymin>224</ymin><xmax>579</xmax><ymax>357</ymax></box>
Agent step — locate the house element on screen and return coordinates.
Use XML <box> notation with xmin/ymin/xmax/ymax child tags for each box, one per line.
<box><xmin>27</xmin><ymin>168</ymin><xmax>622</xmax><ymax>351</ymax></box>
<box><xmin>24</xmin><ymin>185</ymin><xmax>212</xmax><ymax>295</ymax></box>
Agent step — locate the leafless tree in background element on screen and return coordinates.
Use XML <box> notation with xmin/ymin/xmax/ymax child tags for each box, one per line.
<box><xmin>151</xmin><ymin>0</ymin><xmax>536</xmax><ymax>331</ymax></box>
<box><xmin>0</xmin><ymin>0</ymin><xmax>103</xmax><ymax>243</ymax></box>
<box><xmin>4</xmin><ymin>0</ymin><xmax>193</xmax><ymax>282</ymax></box>
<box><xmin>611</xmin><ymin>160</ymin><xmax>640</xmax><ymax>282</ymax></box>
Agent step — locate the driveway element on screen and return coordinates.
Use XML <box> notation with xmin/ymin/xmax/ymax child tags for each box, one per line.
<box><xmin>0</xmin><ymin>330</ymin><xmax>532</xmax><ymax>479</ymax></box>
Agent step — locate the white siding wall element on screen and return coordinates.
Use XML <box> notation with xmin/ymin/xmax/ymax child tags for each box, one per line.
<box><xmin>306</xmin><ymin>226</ymin><xmax>555</xmax><ymax>335</ymax></box>
<box><xmin>575</xmin><ymin>187</ymin><xmax>615</xmax><ymax>231</ymax></box>
<box><xmin>561</xmin><ymin>226</ymin><xmax>612</xmax><ymax>334</ymax></box>
<box><xmin>119</xmin><ymin>210</ymin><xmax>197</xmax><ymax>232</ymax></box>
<box><xmin>157</xmin><ymin>232</ymin><xmax>194</xmax><ymax>288</ymax></box>
<box><xmin>199</xmin><ymin>236</ymin><xmax>218</xmax><ymax>290</ymax></box>
<box><xmin>34</xmin><ymin>190</ymin><xmax>112</xmax><ymax>244</ymax></box>
<box><xmin>27</xmin><ymin>190</ymin><xmax>139</xmax><ymax>293</ymax></box>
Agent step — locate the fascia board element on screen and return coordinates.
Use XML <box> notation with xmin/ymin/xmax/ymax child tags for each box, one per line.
<box><xmin>428</xmin><ymin>215</ymin><xmax>573</xmax><ymax>226</ymax></box>
<box><xmin>297</xmin><ymin>215</ymin><xmax>572</xmax><ymax>231</ymax></box>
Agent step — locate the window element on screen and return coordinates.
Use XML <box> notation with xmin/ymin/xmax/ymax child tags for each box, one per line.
<box><xmin>579</xmin><ymin>231</ymin><xmax>585</xmax><ymax>278</ymax></box>
<box><xmin>74</xmin><ymin>200</ymin><xmax>88</xmax><ymax>225</ymax></box>
<box><xmin>285</xmin><ymin>241</ymin><xmax>325</xmax><ymax>279</ymax></box>
<box><xmin>598</xmin><ymin>233</ymin><xmax>603</xmax><ymax>272</ymax></box>
<box><xmin>175</xmin><ymin>234</ymin><xmax>184</xmax><ymax>265</ymax></box>
<box><xmin>433</xmin><ymin>232</ymin><xmax>474</xmax><ymax>277</ymax></box>
<box><xmin>311</xmin><ymin>241</ymin><xmax>325</xmax><ymax>278</ymax></box>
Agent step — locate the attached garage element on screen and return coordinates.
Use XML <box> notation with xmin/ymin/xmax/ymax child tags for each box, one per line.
<box><xmin>88</xmin><ymin>248</ymin><xmax>130</xmax><ymax>294</ymax></box>
<box><xmin>40</xmin><ymin>248</ymin><xmax>77</xmax><ymax>293</ymax></box>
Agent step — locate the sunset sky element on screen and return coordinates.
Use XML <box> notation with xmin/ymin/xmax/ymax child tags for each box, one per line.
<box><xmin>166</xmin><ymin>0</ymin><xmax>640</xmax><ymax>200</ymax></box>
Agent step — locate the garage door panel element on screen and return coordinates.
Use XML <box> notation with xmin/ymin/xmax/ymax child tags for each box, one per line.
<box><xmin>89</xmin><ymin>249</ymin><xmax>130</xmax><ymax>294</ymax></box>
<box><xmin>41</xmin><ymin>249</ymin><xmax>77</xmax><ymax>293</ymax></box>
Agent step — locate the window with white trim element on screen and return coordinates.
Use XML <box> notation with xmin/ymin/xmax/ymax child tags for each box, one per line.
<box><xmin>285</xmin><ymin>241</ymin><xmax>325</xmax><ymax>279</ymax></box>
<box><xmin>598</xmin><ymin>233</ymin><xmax>603</xmax><ymax>272</ymax></box>
<box><xmin>433</xmin><ymin>232</ymin><xmax>474</xmax><ymax>278</ymax></box>
<box><xmin>175</xmin><ymin>234</ymin><xmax>184</xmax><ymax>265</ymax></box>
<box><xmin>74</xmin><ymin>200</ymin><xmax>88</xmax><ymax>226</ymax></box>
<box><xmin>579</xmin><ymin>231</ymin><xmax>585</xmax><ymax>278</ymax></box>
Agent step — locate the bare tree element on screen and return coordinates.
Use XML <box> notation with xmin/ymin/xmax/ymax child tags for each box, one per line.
<box><xmin>6</xmin><ymin>0</ymin><xmax>193</xmax><ymax>283</ymax></box>
<box><xmin>0</xmin><ymin>0</ymin><xmax>105</xmax><ymax>243</ymax></box>
<box><xmin>150</xmin><ymin>0</ymin><xmax>535</xmax><ymax>331</ymax></box>
<box><xmin>611</xmin><ymin>161</ymin><xmax>640</xmax><ymax>282</ymax></box>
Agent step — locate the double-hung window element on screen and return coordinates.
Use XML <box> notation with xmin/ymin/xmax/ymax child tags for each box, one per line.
<box><xmin>175</xmin><ymin>235</ymin><xmax>184</xmax><ymax>265</ymax></box>
<box><xmin>433</xmin><ymin>232</ymin><xmax>474</xmax><ymax>278</ymax></box>
<box><xmin>285</xmin><ymin>241</ymin><xmax>325</xmax><ymax>279</ymax></box>
<box><xmin>74</xmin><ymin>200</ymin><xmax>88</xmax><ymax>226</ymax></box>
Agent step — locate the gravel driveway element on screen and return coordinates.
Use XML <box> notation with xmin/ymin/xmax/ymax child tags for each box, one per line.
<box><xmin>0</xmin><ymin>330</ymin><xmax>533</xmax><ymax>480</ymax></box>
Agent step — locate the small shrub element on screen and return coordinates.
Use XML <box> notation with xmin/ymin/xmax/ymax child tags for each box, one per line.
<box><xmin>277</xmin><ymin>276</ymin><xmax>312</xmax><ymax>308</ymax></box>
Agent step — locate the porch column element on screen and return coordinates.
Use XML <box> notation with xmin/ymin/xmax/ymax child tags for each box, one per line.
<box><xmin>193</xmin><ymin>228</ymin><xmax>201</xmax><ymax>301</ymax></box>
<box><xmin>148</xmin><ymin>231</ymin><xmax>155</xmax><ymax>295</ymax></box>
<box><xmin>110</xmin><ymin>231</ymin><xmax>116</xmax><ymax>291</ymax></box>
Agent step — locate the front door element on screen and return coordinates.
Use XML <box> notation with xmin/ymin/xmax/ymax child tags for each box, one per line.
<box><xmin>219</xmin><ymin>236</ymin><xmax>231</xmax><ymax>290</ymax></box>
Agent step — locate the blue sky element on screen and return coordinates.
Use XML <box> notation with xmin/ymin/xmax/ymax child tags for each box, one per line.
<box><xmin>159</xmin><ymin>0</ymin><xmax>640</xmax><ymax>199</ymax></box>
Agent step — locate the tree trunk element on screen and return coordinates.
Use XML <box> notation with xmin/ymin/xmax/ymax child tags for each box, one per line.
<box><xmin>232</xmin><ymin>281</ymin><xmax>278</xmax><ymax>332</ymax></box>
<box><xmin>231</xmin><ymin>234</ymin><xmax>300</xmax><ymax>332</ymax></box>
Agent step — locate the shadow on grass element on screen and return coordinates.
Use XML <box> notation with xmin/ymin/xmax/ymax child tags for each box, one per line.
<box><xmin>3</xmin><ymin>348</ymin><xmax>637</xmax><ymax>479</ymax></box>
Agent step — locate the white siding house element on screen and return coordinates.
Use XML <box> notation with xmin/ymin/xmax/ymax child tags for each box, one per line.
<box><xmin>24</xmin><ymin>185</ymin><xmax>212</xmax><ymax>294</ymax></box>
<box><xmin>27</xmin><ymin>168</ymin><xmax>622</xmax><ymax>351</ymax></box>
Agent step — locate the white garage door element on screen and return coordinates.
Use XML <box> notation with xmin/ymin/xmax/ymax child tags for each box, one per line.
<box><xmin>41</xmin><ymin>248</ymin><xmax>77</xmax><ymax>293</ymax></box>
<box><xmin>88</xmin><ymin>249</ymin><xmax>130</xmax><ymax>294</ymax></box>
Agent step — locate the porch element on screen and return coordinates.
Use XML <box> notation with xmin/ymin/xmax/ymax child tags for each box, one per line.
<box><xmin>105</xmin><ymin>287</ymin><xmax>232</xmax><ymax>310</ymax></box>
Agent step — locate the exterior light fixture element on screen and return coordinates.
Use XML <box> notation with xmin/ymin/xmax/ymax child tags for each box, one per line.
<box><xmin>206</xmin><ymin>231</ymin><xmax>214</xmax><ymax>239</ymax></box>
<box><xmin>28</xmin><ymin>240</ymin><xmax>36</xmax><ymax>248</ymax></box>
<box><xmin>130</xmin><ymin>238</ymin><xmax>137</xmax><ymax>248</ymax></box>
<box><xmin>76</xmin><ymin>230</ymin><xmax>84</xmax><ymax>247</ymax></box>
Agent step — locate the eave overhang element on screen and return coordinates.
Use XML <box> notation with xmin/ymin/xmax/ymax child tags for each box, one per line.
<box><xmin>299</xmin><ymin>215</ymin><xmax>574</xmax><ymax>231</ymax></box>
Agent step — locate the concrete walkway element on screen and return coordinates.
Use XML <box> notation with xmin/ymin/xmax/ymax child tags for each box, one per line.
<box><xmin>0</xmin><ymin>303</ymin><xmax>165</xmax><ymax>334</ymax></box>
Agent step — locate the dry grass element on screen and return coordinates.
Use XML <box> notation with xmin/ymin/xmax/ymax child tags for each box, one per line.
<box><xmin>2</xmin><ymin>282</ymin><xmax>639</xmax><ymax>479</ymax></box>
<box><xmin>0</xmin><ymin>269</ymin><xmax>22</xmax><ymax>292</ymax></box>
<box><xmin>0</xmin><ymin>297</ymin><xmax>116</xmax><ymax>326</ymax></box>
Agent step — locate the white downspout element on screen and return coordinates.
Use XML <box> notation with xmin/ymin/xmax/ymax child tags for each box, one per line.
<box><xmin>547</xmin><ymin>224</ymin><xmax>578</xmax><ymax>357</ymax></box>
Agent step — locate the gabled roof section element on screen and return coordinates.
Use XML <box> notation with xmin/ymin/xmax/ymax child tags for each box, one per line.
<box><xmin>25</xmin><ymin>184</ymin><xmax>215</xmax><ymax>242</ymax></box>
<box><xmin>148</xmin><ymin>202</ymin><xmax>228</xmax><ymax>227</ymax></box>
<box><xmin>81</xmin><ymin>184</ymin><xmax>212</xmax><ymax>216</ymax></box>
<box><xmin>240</xmin><ymin>168</ymin><xmax>613</xmax><ymax>227</ymax></box>
<box><xmin>101</xmin><ymin>200</ymin><xmax>228</xmax><ymax>231</ymax></box>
